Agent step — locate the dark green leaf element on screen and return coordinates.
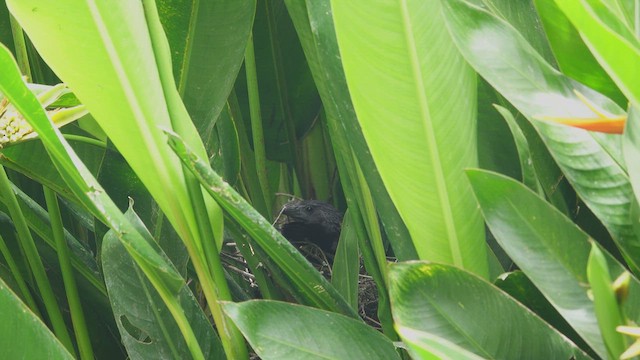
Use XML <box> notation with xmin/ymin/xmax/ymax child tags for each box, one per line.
<box><xmin>102</xmin><ymin>204</ymin><xmax>224</xmax><ymax>360</ymax></box>
<box><xmin>223</xmin><ymin>300</ymin><xmax>400</xmax><ymax>360</ymax></box>
<box><xmin>389</xmin><ymin>262</ymin><xmax>591</xmax><ymax>360</ymax></box>
<box><xmin>0</xmin><ymin>277</ymin><xmax>73</xmax><ymax>359</ymax></box>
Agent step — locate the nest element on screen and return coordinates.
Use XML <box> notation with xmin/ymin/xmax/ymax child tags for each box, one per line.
<box><xmin>221</xmin><ymin>239</ymin><xmax>382</xmax><ymax>330</ymax></box>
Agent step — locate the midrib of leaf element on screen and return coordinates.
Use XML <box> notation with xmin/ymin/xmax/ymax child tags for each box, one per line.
<box><xmin>85</xmin><ymin>0</ymin><xmax>185</xmax><ymax>228</ymax></box>
<box><xmin>412</xmin><ymin>284</ymin><xmax>494</xmax><ymax>359</ymax></box>
<box><xmin>85</xmin><ymin>1</ymin><xmax>166</xmax><ymax>162</ymax></box>
<box><xmin>399</xmin><ymin>0</ymin><xmax>462</xmax><ymax>266</ymax></box>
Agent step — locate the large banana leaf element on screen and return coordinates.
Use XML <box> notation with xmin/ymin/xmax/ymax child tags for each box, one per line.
<box><xmin>467</xmin><ymin>169</ymin><xmax>640</xmax><ymax>358</ymax></box>
<box><xmin>285</xmin><ymin>0</ymin><xmax>417</xmax><ymax>262</ymax></box>
<box><xmin>331</xmin><ymin>0</ymin><xmax>487</xmax><ymax>277</ymax></box>
<box><xmin>441</xmin><ymin>0</ymin><xmax>640</xmax><ymax>273</ymax></box>
<box><xmin>389</xmin><ymin>262</ymin><xmax>591</xmax><ymax>360</ymax></box>
<box><xmin>223</xmin><ymin>300</ymin><xmax>400</xmax><ymax>360</ymax></box>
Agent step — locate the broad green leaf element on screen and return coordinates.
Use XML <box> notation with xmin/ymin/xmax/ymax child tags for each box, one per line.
<box><xmin>6</xmin><ymin>0</ymin><xmax>222</xmax><ymax>253</ymax></box>
<box><xmin>466</xmin><ymin>169</ymin><xmax>640</xmax><ymax>358</ymax></box>
<box><xmin>442</xmin><ymin>0</ymin><xmax>640</xmax><ymax>271</ymax></box>
<box><xmin>555</xmin><ymin>0</ymin><xmax>640</xmax><ymax>107</ymax></box>
<box><xmin>533</xmin><ymin>120</ymin><xmax>639</xmax><ymax>272</ymax></box>
<box><xmin>285</xmin><ymin>0</ymin><xmax>417</xmax><ymax>261</ymax></box>
<box><xmin>442</xmin><ymin>0</ymin><xmax>623</xmax><ymax>121</ymax></box>
<box><xmin>534</xmin><ymin>0</ymin><xmax>626</xmax><ymax>106</ymax></box>
<box><xmin>331</xmin><ymin>0</ymin><xmax>487</xmax><ymax>276</ymax></box>
<box><xmin>0</xmin><ymin>44</ymin><xmax>213</xmax><ymax>360</ymax></box>
<box><xmin>103</xmin><ymin>204</ymin><xmax>224</xmax><ymax>360</ymax></box>
<box><xmin>485</xmin><ymin>0</ymin><xmax>556</xmax><ymax>63</ymax></box>
<box><xmin>158</xmin><ymin>0</ymin><xmax>255</xmax><ymax>144</ymax></box>
<box><xmin>94</xmin><ymin>141</ymin><xmax>189</xmax><ymax>274</ymax></box>
<box><xmin>587</xmin><ymin>243</ymin><xmax>627</xmax><ymax>359</ymax></box>
<box><xmin>389</xmin><ymin>262</ymin><xmax>591</xmax><ymax>360</ymax></box>
<box><xmin>223</xmin><ymin>300</ymin><xmax>400</xmax><ymax>360</ymax></box>
<box><xmin>0</xmin><ymin>277</ymin><xmax>74</xmax><ymax>360</ymax></box>
<box><xmin>287</xmin><ymin>0</ymin><xmax>413</xmax><ymax>336</ymax></box>
<box><xmin>494</xmin><ymin>271</ymin><xmax>590</xmax><ymax>354</ymax></box>
<box><xmin>167</xmin><ymin>130</ymin><xmax>357</xmax><ymax>317</ymax></box>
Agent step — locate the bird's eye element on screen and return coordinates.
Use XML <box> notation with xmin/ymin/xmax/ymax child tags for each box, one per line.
<box><xmin>305</xmin><ymin>206</ymin><xmax>313</xmax><ymax>212</ymax></box>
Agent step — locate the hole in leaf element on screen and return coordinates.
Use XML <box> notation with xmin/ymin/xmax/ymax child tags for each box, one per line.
<box><xmin>119</xmin><ymin>315</ymin><xmax>152</xmax><ymax>344</ymax></box>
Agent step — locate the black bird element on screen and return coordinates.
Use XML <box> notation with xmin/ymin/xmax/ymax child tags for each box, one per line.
<box><xmin>279</xmin><ymin>200</ymin><xmax>342</xmax><ymax>253</ymax></box>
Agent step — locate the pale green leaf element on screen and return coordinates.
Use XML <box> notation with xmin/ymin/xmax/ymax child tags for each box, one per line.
<box><xmin>331</xmin><ymin>0</ymin><xmax>487</xmax><ymax>277</ymax></box>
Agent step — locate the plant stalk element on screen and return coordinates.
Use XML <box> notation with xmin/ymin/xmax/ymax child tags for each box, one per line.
<box><xmin>8</xmin><ymin>14</ymin><xmax>31</xmax><ymax>80</ymax></box>
<box><xmin>43</xmin><ymin>187</ymin><xmax>94</xmax><ymax>360</ymax></box>
<box><xmin>0</xmin><ymin>232</ymin><xmax>40</xmax><ymax>316</ymax></box>
<box><xmin>245</xmin><ymin>34</ymin><xmax>273</xmax><ymax>216</ymax></box>
<box><xmin>0</xmin><ymin>166</ymin><xmax>76</xmax><ymax>355</ymax></box>
<box><xmin>141</xmin><ymin>0</ymin><xmax>248</xmax><ymax>357</ymax></box>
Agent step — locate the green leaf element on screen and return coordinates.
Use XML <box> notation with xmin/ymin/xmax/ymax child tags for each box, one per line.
<box><xmin>466</xmin><ymin>169</ymin><xmax>640</xmax><ymax>357</ymax></box>
<box><xmin>6</xmin><ymin>0</ymin><xmax>220</xmax><ymax>252</ymax></box>
<box><xmin>0</xmin><ymin>277</ymin><xmax>74</xmax><ymax>360</ymax></box>
<box><xmin>534</xmin><ymin>0</ymin><xmax>626</xmax><ymax>106</ymax></box>
<box><xmin>441</xmin><ymin>0</ymin><xmax>623</xmax><ymax>120</ymax></box>
<box><xmin>103</xmin><ymin>204</ymin><xmax>224</xmax><ymax>360</ymax></box>
<box><xmin>494</xmin><ymin>271</ymin><xmax>591</xmax><ymax>354</ymax></box>
<box><xmin>223</xmin><ymin>300</ymin><xmax>400</xmax><ymax>360</ymax></box>
<box><xmin>236</xmin><ymin>1</ymin><xmax>320</xmax><ymax>164</ymax></box>
<box><xmin>331</xmin><ymin>209</ymin><xmax>359</xmax><ymax>311</ymax></box>
<box><xmin>389</xmin><ymin>262</ymin><xmax>591</xmax><ymax>360</ymax></box>
<box><xmin>331</xmin><ymin>0</ymin><xmax>487</xmax><ymax>276</ymax></box>
<box><xmin>554</xmin><ymin>0</ymin><xmax>640</xmax><ymax>107</ymax></box>
<box><xmin>442</xmin><ymin>0</ymin><xmax>640</xmax><ymax>272</ymax></box>
<box><xmin>493</xmin><ymin>105</ymin><xmax>543</xmax><ymax>194</ymax></box>
<box><xmin>624</xmin><ymin>106</ymin><xmax>640</xmax><ymax>216</ymax></box>
<box><xmin>0</xmin><ymin>3</ymin><xmax>13</xmax><ymax>51</ymax></box>
<box><xmin>533</xmin><ymin>120</ymin><xmax>640</xmax><ymax>272</ymax></box>
<box><xmin>396</xmin><ymin>327</ymin><xmax>487</xmax><ymax>360</ymax></box>
<box><xmin>285</xmin><ymin>0</ymin><xmax>417</xmax><ymax>261</ymax></box>
<box><xmin>0</xmin><ymin>43</ymin><xmax>212</xmax><ymax>360</ymax></box>
<box><xmin>167</xmin><ymin>130</ymin><xmax>357</xmax><ymax>317</ymax></box>
<box><xmin>587</xmin><ymin>242</ymin><xmax>627</xmax><ymax>359</ymax></box>
<box><xmin>158</xmin><ymin>0</ymin><xmax>255</xmax><ymax>142</ymax></box>
<box><xmin>477</xmin><ymin>79</ymin><xmax>521</xmax><ymax>180</ymax></box>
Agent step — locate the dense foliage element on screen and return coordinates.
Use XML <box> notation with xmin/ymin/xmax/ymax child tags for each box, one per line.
<box><xmin>1</xmin><ymin>0</ymin><xmax>639</xmax><ymax>359</ymax></box>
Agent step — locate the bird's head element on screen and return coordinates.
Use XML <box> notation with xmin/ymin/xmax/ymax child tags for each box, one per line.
<box><xmin>281</xmin><ymin>200</ymin><xmax>341</xmax><ymax>227</ymax></box>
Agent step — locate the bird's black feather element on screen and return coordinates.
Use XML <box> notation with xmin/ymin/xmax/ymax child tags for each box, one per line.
<box><xmin>279</xmin><ymin>200</ymin><xmax>342</xmax><ymax>252</ymax></box>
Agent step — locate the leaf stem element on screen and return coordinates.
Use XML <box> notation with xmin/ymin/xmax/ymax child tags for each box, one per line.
<box><xmin>43</xmin><ymin>187</ymin><xmax>94</xmax><ymax>360</ymax></box>
<box><xmin>245</xmin><ymin>34</ymin><xmax>273</xmax><ymax>216</ymax></box>
<box><xmin>0</xmin><ymin>166</ymin><xmax>76</xmax><ymax>355</ymax></box>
